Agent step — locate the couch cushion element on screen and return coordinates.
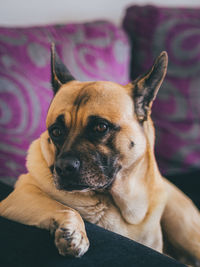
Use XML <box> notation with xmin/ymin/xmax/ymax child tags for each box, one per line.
<box><xmin>0</xmin><ymin>21</ymin><xmax>130</xmax><ymax>185</ymax></box>
<box><xmin>123</xmin><ymin>5</ymin><xmax>200</xmax><ymax>175</ymax></box>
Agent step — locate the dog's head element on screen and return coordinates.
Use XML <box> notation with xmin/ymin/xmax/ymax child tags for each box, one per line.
<box><xmin>45</xmin><ymin>44</ymin><xmax>168</xmax><ymax>192</ymax></box>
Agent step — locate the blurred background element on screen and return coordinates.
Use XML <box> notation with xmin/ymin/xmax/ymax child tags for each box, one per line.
<box><xmin>0</xmin><ymin>0</ymin><xmax>199</xmax><ymax>26</ymax></box>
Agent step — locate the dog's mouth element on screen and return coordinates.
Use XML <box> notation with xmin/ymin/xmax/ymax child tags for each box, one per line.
<box><xmin>52</xmin><ymin>171</ymin><xmax>115</xmax><ymax>193</ymax></box>
<box><xmin>60</xmin><ymin>183</ymin><xmax>90</xmax><ymax>192</ymax></box>
<box><xmin>55</xmin><ymin>180</ymin><xmax>115</xmax><ymax>192</ymax></box>
<box><xmin>52</xmin><ymin>172</ymin><xmax>89</xmax><ymax>192</ymax></box>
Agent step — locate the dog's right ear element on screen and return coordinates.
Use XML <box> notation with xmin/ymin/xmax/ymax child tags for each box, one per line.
<box><xmin>51</xmin><ymin>43</ymin><xmax>75</xmax><ymax>95</ymax></box>
<box><xmin>130</xmin><ymin>51</ymin><xmax>168</xmax><ymax>123</ymax></box>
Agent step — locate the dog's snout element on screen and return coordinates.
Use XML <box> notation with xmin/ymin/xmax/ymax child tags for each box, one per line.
<box><xmin>55</xmin><ymin>155</ymin><xmax>80</xmax><ymax>177</ymax></box>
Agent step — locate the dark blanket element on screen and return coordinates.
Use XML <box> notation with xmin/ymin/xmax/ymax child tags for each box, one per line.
<box><xmin>0</xmin><ymin>182</ymin><xmax>184</xmax><ymax>267</ymax></box>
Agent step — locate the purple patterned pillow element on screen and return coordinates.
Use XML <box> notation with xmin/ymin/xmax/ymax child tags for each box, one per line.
<box><xmin>0</xmin><ymin>21</ymin><xmax>130</xmax><ymax>185</ymax></box>
<box><xmin>123</xmin><ymin>6</ymin><xmax>200</xmax><ymax>175</ymax></box>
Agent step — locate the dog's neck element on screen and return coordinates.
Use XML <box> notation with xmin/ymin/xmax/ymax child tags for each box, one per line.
<box><xmin>110</xmin><ymin>119</ymin><xmax>163</xmax><ymax>225</ymax></box>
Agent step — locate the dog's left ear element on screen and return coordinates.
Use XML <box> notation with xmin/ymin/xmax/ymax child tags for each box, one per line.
<box><xmin>51</xmin><ymin>43</ymin><xmax>75</xmax><ymax>95</ymax></box>
<box><xmin>131</xmin><ymin>51</ymin><xmax>168</xmax><ymax>122</ymax></box>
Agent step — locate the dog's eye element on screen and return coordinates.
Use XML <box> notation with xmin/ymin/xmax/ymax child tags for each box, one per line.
<box><xmin>93</xmin><ymin>123</ymin><xmax>108</xmax><ymax>134</ymax></box>
<box><xmin>51</xmin><ymin>127</ymin><xmax>63</xmax><ymax>138</ymax></box>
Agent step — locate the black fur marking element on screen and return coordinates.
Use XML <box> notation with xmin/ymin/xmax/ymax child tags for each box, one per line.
<box><xmin>51</xmin><ymin>43</ymin><xmax>75</xmax><ymax>95</ymax></box>
<box><xmin>48</xmin><ymin>114</ymin><xmax>67</xmax><ymax>148</ymax></box>
<box><xmin>105</xmin><ymin>131</ymin><xmax>119</xmax><ymax>152</ymax></box>
<box><xmin>87</xmin><ymin>116</ymin><xmax>120</xmax><ymax>133</ymax></box>
<box><xmin>129</xmin><ymin>141</ymin><xmax>134</xmax><ymax>149</ymax></box>
<box><xmin>74</xmin><ymin>92</ymin><xmax>90</xmax><ymax>109</ymax></box>
<box><xmin>82</xmin><ymin>116</ymin><xmax>121</xmax><ymax>167</ymax></box>
<box><xmin>55</xmin><ymin>114</ymin><xmax>65</xmax><ymax>125</ymax></box>
<box><xmin>94</xmin><ymin>150</ymin><xmax>120</xmax><ymax>183</ymax></box>
<box><xmin>49</xmin><ymin>165</ymin><xmax>54</xmax><ymax>174</ymax></box>
<box><xmin>48</xmin><ymin>138</ymin><xmax>51</xmax><ymax>144</ymax></box>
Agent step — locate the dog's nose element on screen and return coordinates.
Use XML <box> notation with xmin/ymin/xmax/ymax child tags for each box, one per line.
<box><xmin>55</xmin><ymin>155</ymin><xmax>80</xmax><ymax>177</ymax></box>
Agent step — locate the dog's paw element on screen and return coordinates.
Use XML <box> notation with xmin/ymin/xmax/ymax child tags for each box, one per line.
<box><xmin>54</xmin><ymin>222</ymin><xmax>89</xmax><ymax>257</ymax></box>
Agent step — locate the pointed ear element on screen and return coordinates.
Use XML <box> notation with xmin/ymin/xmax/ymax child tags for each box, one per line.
<box><xmin>51</xmin><ymin>43</ymin><xmax>75</xmax><ymax>95</ymax></box>
<box><xmin>132</xmin><ymin>51</ymin><xmax>168</xmax><ymax>122</ymax></box>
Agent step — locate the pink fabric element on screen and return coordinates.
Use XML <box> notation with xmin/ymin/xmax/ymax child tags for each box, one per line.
<box><xmin>123</xmin><ymin>6</ymin><xmax>200</xmax><ymax>175</ymax></box>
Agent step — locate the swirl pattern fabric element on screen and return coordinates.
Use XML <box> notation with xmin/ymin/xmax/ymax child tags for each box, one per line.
<box><xmin>0</xmin><ymin>21</ymin><xmax>130</xmax><ymax>185</ymax></box>
<box><xmin>123</xmin><ymin>6</ymin><xmax>200</xmax><ymax>175</ymax></box>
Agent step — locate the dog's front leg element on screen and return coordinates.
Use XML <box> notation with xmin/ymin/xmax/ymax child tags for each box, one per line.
<box><xmin>0</xmin><ymin>174</ymin><xmax>89</xmax><ymax>257</ymax></box>
<box><xmin>162</xmin><ymin>178</ymin><xmax>200</xmax><ymax>265</ymax></box>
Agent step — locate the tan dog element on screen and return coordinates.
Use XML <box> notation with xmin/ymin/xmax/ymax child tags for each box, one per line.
<box><xmin>0</xmin><ymin>44</ymin><xmax>200</xmax><ymax>266</ymax></box>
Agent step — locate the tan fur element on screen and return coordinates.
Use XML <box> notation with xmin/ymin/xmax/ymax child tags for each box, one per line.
<box><xmin>0</xmin><ymin>60</ymin><xmax>200</xmax><ymax>264</ymax></box>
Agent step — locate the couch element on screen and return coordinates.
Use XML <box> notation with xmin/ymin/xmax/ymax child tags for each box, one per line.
<box><xmin>0</xmin><ymin>5</ymin><xmax>199</xmax><ymax>266</ymax></box>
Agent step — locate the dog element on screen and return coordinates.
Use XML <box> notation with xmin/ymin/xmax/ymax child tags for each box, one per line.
<box><xmin>0</xmin><ymin>44</ymin><xmax>200</xmax><ymax>266</ymax></box>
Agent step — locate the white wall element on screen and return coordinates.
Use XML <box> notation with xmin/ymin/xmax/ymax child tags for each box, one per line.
<box><xmin>0</xmin><ymin>0</ymin><xmax>199</xmax><ymax>26</ymax></box>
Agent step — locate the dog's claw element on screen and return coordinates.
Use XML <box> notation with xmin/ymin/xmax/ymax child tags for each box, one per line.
<box><xmin>54</xmin><ymin>223</ymin><xmax>89</xmax><ymax>257</ymax></box>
